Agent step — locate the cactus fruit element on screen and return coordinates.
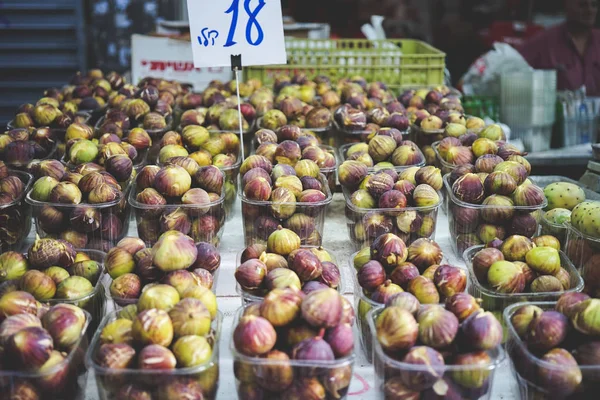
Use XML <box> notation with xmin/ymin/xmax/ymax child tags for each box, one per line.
<box><xmin>571</xmin><ymin>201</ymin><xmax>600</xmax><ymax>239</ymax></box>
<box><xmin>543</xmin><ymin>182</ymin><xmax>586</xmax><ymax>211</ymax></box>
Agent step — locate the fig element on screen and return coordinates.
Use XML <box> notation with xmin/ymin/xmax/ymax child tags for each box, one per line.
<box><xmin>512</xmin><ymin>183</ymin><xmax>545</xmax><ymax>207</ymax></box>
<box><xmin>493</xmin><ymin>161</ymin><xmax>527</xmax><ymax>185</ymax></box>
<box><xmin>96</xmin><ymin>343</ymin><xmax>136</xmax><ymax>369</ymax></box>
<box><xmin>55</xmin><ymin>276</ymin><xmax>93</xmax><ymax>300</ymax></box>
<box><xmin>556</xmin><ymin>292</ymin><xmax>590</xmax><ymax>318</ymax></box>
<box><xmin>42</xmin><ymin>303</ymin><xmax>85</xmax><ymax>350</ymax></box>
<box><xmin>267</xmin><ymin>226</ymin><xmax>301</xmax><ymax>257</ymax></box>
<box><xmin>508</xmin><ymin>213</ymin><xmax>538</xmax><ymax>237</ymax></box>
<box><xmin>137</xmin><ymin>284</ymin><xmax>180</xmax><ymax>312</ymax></box>
<box><xmin>412</xmin><ymin>184</ymin><xmax>440</xmax><ymax>207</ymax></box>
<box><xmin>152</xmin><ymin>230</ymin><xmax>197</xmax><ymax>272</ymax></box>
<box><xmin>570</xmin><ymin>299</ymin><xmax>600</xmax><ymax>336</ymax></box>
<box><xmin>36</xmin><ymin>350</ymin><xmax>70</xmax><ymax>392</ymax></box>
<box><xmin>324</xmin><ymin>323</ymin><xmax>354</xmax><ymax>358</ymax></box>
<box><xmin>233</xmin><ymin>315</ymin><xmax>276</xmax><ymax>356</ymax></box>
<box><xmin>407</xmin><ymin>238</ymin><xmax>443</xmax><ymax>271</ymax></box>
<box><xmin>0</xmin><ymin>313</ymin><xmax>41</xmax><ymax>345</ymax></box>
<box><xmin>172</xmin><ymin>335</ymin><xmax>212</xmax><ymax>368</ymax></box>
<box><xmin>259</xmin><ymin>288</ymin><xmax>302</xmax><ymax>326</ymax></box>
<box><xmin>451</xmin><ymin>351</ymin><xmax>492</xmax><ymax>389</ymax></box>
<box><xmin>338</xmin><ymin>160</ymin><xmax>368</xmax><ymax>190</ymax></box>
<box><xmin>537</xmin><ymin>348</ymin><xmax>582</xmax><ymax>397</ymax></box>
<box><xmin>100</xmin><ymin>318</ymin><xmax>133</xmax><ymax>345</ymax></box>
<box><xmin>301</xmin><ymin>288</ymin><xmax>342</xmax><ymax>328</ymax></box>
<box><xmin>510</xmin><ymin>304</ymin><xmax>544</xmax><ymax>338</ymax></box>
<box><xmin>389</xmin><ymin>262</ymin><xmax>420</xmax><ymax>289</ymax></box>
<box><xmin>235</xmin><ymin>259</ymin><xmax>267</xmax><ymax>291</ymax></box>
<box><xmin>475</xmin><ymin>154</ymin><xmax>504</xmax><ymax>174</ymax></box>
<box><xmin>500</xmin><ymin>235</ymin><xmax>535</xmax><ymax>261</ymax></box>
<box><xmin>292</xmin><ymin>329</ymin><xmax>335</xmax><ymax>362</ymax></box>
<box><xmin>400</xmin><ymin>346</ymin><xmax>445</xmax><ymax>391</ymax></box>
<box><xmin>433</xmin><ymin>265</ymin><xmax>467</xmax><ymax>299</ymax></box>
<box><xmin>6</xmin><ymin>326</ymin><xmax>53</xmax><ymax>370</ymax></box>
<box><xmin>525</xmin><ymin>246</ymin><xmax>561</xmax><ymax>275</ymax></box>
<box><xmin>531</xmin><ymin>275</ymin><xmax>563</xmax><ymax>293</ymax></box>
<box><xmin>407</xmin><ymin>276</ymin><xmax>440</xmax><ymax>304</ymax></box>
<box><xmin>525</xmin><ymin>310</ymin><xmax>568</xmax><ymax>351</ymax></box>
<box><xmin>461</xmin><ymin>311</ymin><xmax>503</xmax><ymax>351</ymax></box>
<box><xmin>181</xmin><ymin>285</ymin><xmax>217</xmax><ymax>319</ymax></box>
<box><xmin>0</xmin><ymin>252</ymin><xmax>29</xmax><ymax>283</ymax></box>
<box><xmin>138</xmin><ymin>344</ymin><xmax>177</xmax><ymax>370</ymax></box>
<box><xmin>319</xmin><ymin>261</ymin><xmax>341</xmax><ymax>288</ymax></box>
<box><xmin>357</xmin><ymin>260</ymin><xmax>386</xmax><ymax>291</ymax></box>
<box><xmin>487</xmin><ymin>260</ymin><xmax>525</xmax><ymax>293</ymax></box>
<box><xmin>132</xmin><ymin>308</ymin><xmax>173</xmax><ymax>347</ymax></box>
<box><xmin>445</xmin><ymin>293</ymin><xmax>481</xmax><ymax>322</ymax></box>
<box><xmin>417</xmin><ymin>306</ymin><xmax>459</xmax><ymax>349</ymax></box>
<box><xmin>254</xmin><ymin>349</ymin><xmax>295</xmax><ymax>392</ymax></box>
<box><xmin>452</xmin><ymin>173</ymin><xmax>484</xmax><ymax>204</ymax></box>
<box><xmin>371</xmin><ymin>280</ymin><xmax>403</xmax><ymax>304</ymax></box>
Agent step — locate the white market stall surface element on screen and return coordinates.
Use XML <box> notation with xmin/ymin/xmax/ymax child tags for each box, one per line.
<box><xmin>79</xmin><ymin>192</ymin><xmax>519</xmax><ymax>400</ymax></box>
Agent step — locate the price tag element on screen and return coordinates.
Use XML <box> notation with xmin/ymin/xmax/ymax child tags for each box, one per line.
<box><xmin>186</xmin><ymin>0</ymin><xmax>287</xmax><ymax>68</ymax></box>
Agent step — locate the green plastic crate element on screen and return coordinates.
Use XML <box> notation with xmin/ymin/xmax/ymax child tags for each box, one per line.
<box><xmin>244</xmin><ymin>39</ymin><xmax>445</xmax><ymax>90</ymax></box>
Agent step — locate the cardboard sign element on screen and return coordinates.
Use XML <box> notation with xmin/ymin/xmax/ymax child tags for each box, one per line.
<box><xmin>131</xmin><ymin>34</ymin><xmax>232</xmax><ymax>89</ymax></box>
<box><xmin>186</xmin><ymin>0</ymin><xmax>287</xmax><ymax>68</ymax></box>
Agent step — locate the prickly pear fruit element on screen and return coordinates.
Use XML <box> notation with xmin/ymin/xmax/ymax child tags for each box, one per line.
<box><xmin>571</xmin><ymin>201</ymin><xmax>600</xmax><ymax>239</ymax></box>
<box><xmin>543</xmin><ymin>182</ymin><xmax>586</xmax><ymax>210</ymax></box>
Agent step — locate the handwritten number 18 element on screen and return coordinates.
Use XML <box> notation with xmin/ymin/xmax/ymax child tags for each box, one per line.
<box><xmin>224</xmin><ymin>0</ymin><xmax>265</xmax><ymax>47</ymax></box>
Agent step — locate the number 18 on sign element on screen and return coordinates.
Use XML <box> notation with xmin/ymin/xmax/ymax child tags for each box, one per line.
<box><xmin>186</xmin><ymin>0</ymin><xmax>287</xmax><ymax>68</ymax></box>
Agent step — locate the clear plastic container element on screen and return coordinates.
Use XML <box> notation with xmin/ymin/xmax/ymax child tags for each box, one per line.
<box><xmin>350</xmin><ymin>259</ymin><xmax>384</xmax><ymax>363</ymax></box>
<box><xmin>0</xmin><ymin>310</ymin><xmax>92</xmax><ymax>400</ymax></box>
<box><xmin>2</xmin><ymin>141</ymin><xmax>60</xmax><ymax>171</ymax></box>
<box><xmin>86</xmin><ymin>310</ymin><xmax>222</xmax><ymax>400</ymax></box>
<box><xmin>129</xmin><ymin>179</ymin><xmax>226</xmax><ymax>247</ymax></box>
<box><xmin>410</xmin><ymin>123</ymin><xmax>445</xmax><ymax>148</ymax></box>
<box><xmin>463</xmin><ymin>245</ymin><xmax>584</xmax><ymax>314</ymax></box>
<box><xmin>368</xmin><ymin>307</ymin><xmax>505</xmax><ymax>400</ymax></box>
<box><xmin>7</xmin><ymin>111</ymin><xmax>92</xmax><ymax>144</ymax></box>
<box><xmin>334</xmin><ymin>119</ymin><xmax>410</xmax><ymax>147</ymax></box>
<box><xmin>240</xmin><ymin>173</ymin><xmax>332</xmax><ymax>247</ymax></box>
<box><xmin>108</xmin><ymin>267</ymin><xmax>221</xmax><ymax>310</ymax></box>
<box><xmin>503</xmin><ymin>301</ymin><xmax>599</xmax><ymax>400</ymax></box>
<box><xmin>338</xmin><ymin>142</ymin><xmax>426</xmax><ymax>173</ymax></box>
<box><xmin>342</xmin><ymin>184</ymin><xmax>442</xmax><ymax>250</ymax></box>
<box><xmin>0</xmin><ymin>170</ymin><xmax>33</xmax><ymax>253</ymax></box>
<box><xmin>26</xmin><ymin>180</ymin><xmax>132</xmax><ymax>252</ymax></box>
<box><xmin>234</xmin><ymin>246</ymin><xmax>341</xmax><ymax>305</ymax></box>
<box><xmin>565</xmin><ymin>223</ymin><xmax>600</xmax><ymax>296</ymax></box>
<box><xmin>251</xmin><ymin>141</ymin><xmax>338</xmax><ymax>195</ymax></box>
<box><xmin>230</xmin><ymin>305</ymin><xmax>356</xmax><ymax>399</ymax></box>
<box><xmin>443</xmin><ymin>174</ymin><xmax>547</xmax><ymax>259</ymax></box>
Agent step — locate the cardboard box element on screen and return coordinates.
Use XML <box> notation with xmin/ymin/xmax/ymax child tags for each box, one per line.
<box><xmin>131</xmin><ymin>34</ymin><xmax>232</xmax><ymax>89</ymax></box>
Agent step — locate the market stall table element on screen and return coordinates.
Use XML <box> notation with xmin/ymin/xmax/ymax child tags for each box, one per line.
<box><xmin>64</xmin><ymin>192</ymin><xmax>518</xmax><ymax>400</ymax></box>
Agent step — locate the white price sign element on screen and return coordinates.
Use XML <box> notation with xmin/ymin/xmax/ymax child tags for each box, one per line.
<box><xmin>186</xmin><ymin>0</ymin><xmax>287</xmax><ymax>68</ymax></box>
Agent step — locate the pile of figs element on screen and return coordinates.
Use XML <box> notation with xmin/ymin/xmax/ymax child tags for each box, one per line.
<box><xmin>507</xmin><ymin>293</ymin><xmax>600</xmax><ymax>397</ymax></box>
<box><xmin>468</xmin><ymin>235</ymin><xmax>576</xmax><ymax>296</ymax></box>
<box><xmin>26</xmin><ymin>160</ymin><xmax>132</xmax><ymax>250</ymax></box>
<box><xmin>445</xmin><ymin>148</ymin><xmax>546</xmax><ymax>255</ymax></box>
<box><xmin>132</xmin><ymin>163</ymin><xmax>225</xmax><ymax>245</ymax></box>
<box><xmin>0</xmin><ymin>127</ymin><xmax>59</xmax><ymax>169</ymax></box>
<box><xmin>91</xmin><ymin>294</ymin><xmax>219</xmax><ymax>400</ymax></box>
<box><xmin>240</xmin><ymin>153</ymin><xmax>331</xmax><ymax>247</ymax></box>
<box><xmin>340</xmin><ymin>163</ymin><xmax>443</xmax><ymax>247</ymax></box>
<box><xmin>342</xmin><ymin>136</ymin><xmax>425</xmax><ymax>170</ymax></box>
<box><xmin>232</xmin><ymin>287</ymin><xmax>355</xmax><ymax>399</ymax></box>
<box><xmin>106</xmin><ymin>233</ymin><xmax>220</xmax><ymax>306</ymax></box>
<box><xmin>236</xmin><ymin>227</ymin><xmax>343</xmax><ymax>299</ymax></box>
<box><xmin>0</xmin><ymin>299</ymin><xmax>89</xmax><ymax>399</ymax></box>
<box><xmin>372</xmin><ymin>290</ymin><xmax>503</xmax><ymax>399</ymax></box>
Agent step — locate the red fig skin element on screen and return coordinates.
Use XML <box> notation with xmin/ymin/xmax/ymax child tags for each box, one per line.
<box><xmin>525</xmin><ymin>311</ymin><xmax>569</xmax><ymax>352</ymax></box>
<box><xmin>233</xmin><ymin>315</ymin><xmax>277</xmax><ymax>356</ymax></box>
<box><xmin>6</xmin><ymin>326</ymin><xmax>53</xmax><ymax>370</ymax></box>
<box><xmin>292</xmin><ymin>329</ymin><xmax>335</xmax><ymax>361</ymax></box>
<box><xmin>324</xmin><ymin>324</ymin><xmax>354</xmax><ymax>358</ymax></box>
<box><xmin>357</xmin><ymin>260</ymin><xmax>386</xmax><ymax>292</ymax></box>
<box><xmin>460</xmin><ymin>311</ymin><xmax>503</xmax><ymax>351</ymax></box>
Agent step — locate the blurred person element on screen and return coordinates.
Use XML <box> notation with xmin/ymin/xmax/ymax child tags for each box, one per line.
<box><xmin>518</xmin><ymin>0</ymin><xmax>600</xmax><ymax>95</ymax></box>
